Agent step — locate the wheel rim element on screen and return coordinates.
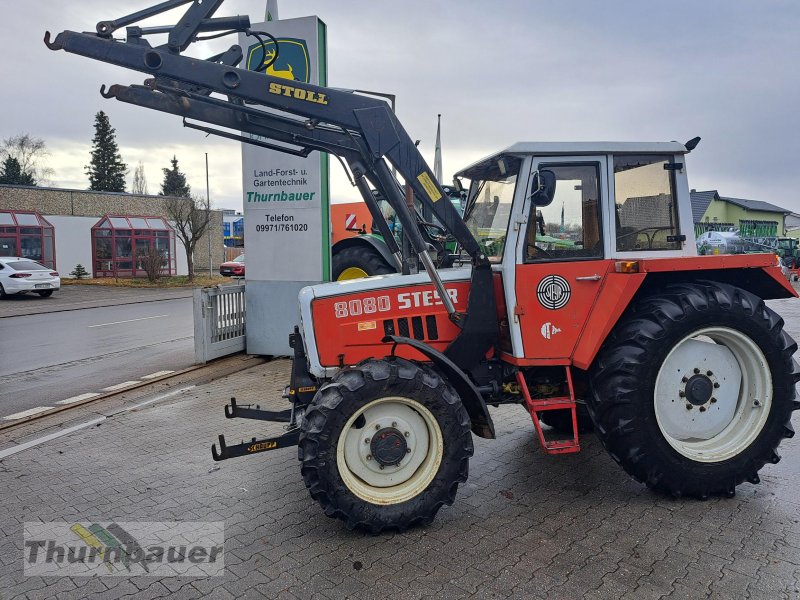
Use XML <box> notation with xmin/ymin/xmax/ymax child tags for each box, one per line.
<box><xmin>654</xmin><ymin>326</ymin><xmax>772</xmax><ymax>463</ymax></box>
<box><xmin>337</xmin><ymin>267</ymin><xmax>369</xmax><ymax>281</ymax></box>
<box><xmin>336</xmin><ymin>396</ymin><xmax>443</xmax><ymax>505</ymax></box>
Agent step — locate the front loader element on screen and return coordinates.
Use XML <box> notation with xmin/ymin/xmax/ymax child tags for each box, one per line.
<box><xmin>47</xmin><ymin>0</ymin><xmax>800</xmax><ymax>533</ymax></box>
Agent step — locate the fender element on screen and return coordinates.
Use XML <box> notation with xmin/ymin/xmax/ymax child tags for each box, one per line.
<box><xmin>332</xmin><ymin>236</ymin><xmax>399</xmax><ymax>272</ymax></box>
<box><xmin>384</xmin><ymin>335</ymin><xmax>495</xmax><ymax>439</ymax></box>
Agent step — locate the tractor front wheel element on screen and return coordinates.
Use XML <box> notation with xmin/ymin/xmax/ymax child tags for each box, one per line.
<box><xmin>299</xmin><ymin>358</ymin><xmax>473</xmax><ymax>533</ymax></box>
<box><xmin>332</xmin><ymin>245</ymin><xmax>395</xmax><ymax>281</ymax></box>
<box><xmin>588</xmin><ymin>282</ymin><xmax>799</xmax><ymax>499</ymax></box>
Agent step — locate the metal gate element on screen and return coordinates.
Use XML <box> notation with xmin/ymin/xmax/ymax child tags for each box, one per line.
<box><xmin>194</xmin><ymin>284</ymin><xmax>246</xmax><ymax>363</ymax></box>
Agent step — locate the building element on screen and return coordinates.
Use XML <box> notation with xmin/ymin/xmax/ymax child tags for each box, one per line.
<box><xmin>222</xmin><ymin>209</ymin><xmax>244</xmax><ymax>248</ymax></box>
<box><xmin>0</xmin><ymin>184</ymin><xmax>224</xmax><ymax>277</ymax></box>
<box><xmin>691</xmin><ymin>189</ymin><xmax>790</xmax><ymax>237</ymax></box>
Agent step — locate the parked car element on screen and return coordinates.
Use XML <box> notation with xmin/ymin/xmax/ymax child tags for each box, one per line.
<box><xmin>219</xmin><ymin>254</ymin><xmax>245</xmax><ymax>277</ymax></box>
<box><xmin>0</xmin><ymin>257</ymin><xmax>60</xmax><ymax>298</ymax></box>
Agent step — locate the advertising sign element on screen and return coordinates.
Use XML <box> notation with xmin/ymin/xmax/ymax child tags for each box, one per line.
<box><xmin>239</xmin><ymin>17</ymin><xmax>330</xmax><ymax>282</ymax></box>
<box><xmin>239</xmin><ymin>16</ymin><xmax>329</xmax><ymax>355</ymax></box>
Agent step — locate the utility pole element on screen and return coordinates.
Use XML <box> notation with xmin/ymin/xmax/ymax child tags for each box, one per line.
<box><xmin>206</xmin><ymin>152</ymin><xmax>211</xmax><ymax>276</ymax></box>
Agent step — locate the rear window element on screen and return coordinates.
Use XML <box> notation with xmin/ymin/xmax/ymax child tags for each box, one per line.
<box><xmin>233</xmin><ymin>255</ymin><xmax>245</xmax><ymax>263</ymax></box>
<box><xmin>7</xmin><ymin>260</ymin><xmax>48</xmax><ymax>270</ymax></box>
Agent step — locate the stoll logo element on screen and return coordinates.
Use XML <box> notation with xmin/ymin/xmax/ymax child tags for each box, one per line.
<box><xmin>24</xmin><ymin>521</ymin><xmax>224</xmax><ymax>577</ymax></box>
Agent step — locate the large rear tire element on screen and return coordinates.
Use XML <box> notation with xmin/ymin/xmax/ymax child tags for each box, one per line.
<box><xmin>332</xmin><ymin>245</ymin><xmax>395</xmax><ymax>281</ymax></box>
<box><xmin>299</xmin><ymin>358</ymin><xmax>473</xmax><ymax>533</ymax></box>
<box><xmin>588</xmin><ymin>281</ymin><xmax>799</xmax><ymax>498</ymax></box>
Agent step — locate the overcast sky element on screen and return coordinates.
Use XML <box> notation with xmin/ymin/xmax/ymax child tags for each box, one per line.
<box><xmin>3</xmin><ymin>1</ymin><xmax>799</xmax><ymax>212</ymax></box>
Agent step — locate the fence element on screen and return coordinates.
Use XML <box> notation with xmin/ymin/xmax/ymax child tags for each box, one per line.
<box><xmin>193</xmin><ymin>283</ymin><xmax>246</xmax><ymax>363</ymax></box>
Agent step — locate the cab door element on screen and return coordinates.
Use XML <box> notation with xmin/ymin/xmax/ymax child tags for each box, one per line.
<box><xmin>508</xmin><ymin>157</ymin><xmax>613</xmax><ymax>360</ymax></box>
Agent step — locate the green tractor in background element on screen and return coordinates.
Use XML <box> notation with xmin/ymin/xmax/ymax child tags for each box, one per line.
<box><xmin>332</xmin><ymin>186</ymin><xmax>464</xmax><ymax>280</ymax></box>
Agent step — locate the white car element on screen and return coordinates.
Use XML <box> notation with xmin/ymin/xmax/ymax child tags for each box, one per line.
<box><xmin>0</xmin><ymin>257</ymin><xmax>60</xmax><ymax>298</ymax></box>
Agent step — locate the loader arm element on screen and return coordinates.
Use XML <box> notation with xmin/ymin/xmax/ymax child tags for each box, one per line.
<box><xmin>45</xmin><ymin>0</ymin><xmax>498</xmax><ymax>370</ymax></box>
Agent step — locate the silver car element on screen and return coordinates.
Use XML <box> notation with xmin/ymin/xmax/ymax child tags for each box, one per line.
<box><xmin>0</xmin><ymin>257</ymin><xmax>60</xmax><ymax>298</ymax></box>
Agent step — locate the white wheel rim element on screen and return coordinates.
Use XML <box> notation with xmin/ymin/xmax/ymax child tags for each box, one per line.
<box><xmin>336</xmin><ymin>397</ymin><xmax>443</xmax><ymax>505</ymax></box>
<box><xmin>654</xmin><ymin>327</ymin><xmax>772</xmax><ymax>463</ymax></box>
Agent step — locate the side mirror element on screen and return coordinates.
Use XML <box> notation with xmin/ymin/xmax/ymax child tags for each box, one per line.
<box><xmin>530</xmin><ymin>169</ymin><xmax>556</xmax><ymax>206</ymax></box>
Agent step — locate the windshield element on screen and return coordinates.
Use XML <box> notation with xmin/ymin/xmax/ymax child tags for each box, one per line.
<box><xmin>463</xmin><ymin>162</ymin><xmax>520</xmax><ymax>262</ymax></box>
<box><xmin>8</xmin><ymin>260</ymin><xmax>48</xmax><ymax>271</ymax></box>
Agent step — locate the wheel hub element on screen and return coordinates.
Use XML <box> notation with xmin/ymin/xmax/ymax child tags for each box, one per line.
<box><xmin>370</xmin><ymin>427</ymin><xmax>408</xmax><ymax>466</ymax></box>
<box><xmin>684</xmin><ymin>374</ymin><xmax>714</xmax><ymax>406</ymax></box>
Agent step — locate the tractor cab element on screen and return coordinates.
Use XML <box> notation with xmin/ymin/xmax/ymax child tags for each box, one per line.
<box><xmin>456</xmin><ymin>142</ymin><xmax>697</xmax><ymax>362</ymax></box>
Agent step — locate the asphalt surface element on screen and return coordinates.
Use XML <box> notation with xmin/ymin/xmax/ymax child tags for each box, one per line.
<box><xmin>0</xmin><ymin>295</ymin><xmax>195</xmax><ymax>417</ymax></box>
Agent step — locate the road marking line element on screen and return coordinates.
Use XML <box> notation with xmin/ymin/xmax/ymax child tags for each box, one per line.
<box><xmin>88</xmin><ymin>314</ymin><xmax>169</xmax><ymax>328</ymax></box>
<box><xmin>141</xmin><ymin>370</ymin><xmax>175</xmax><ymax>379</ymax></box>
<box><xmin>56</xmin><ymin>393</ymin><xmax>101</xmax><ymax>405</ymax></box>
<box><xmin>121</xmin><ymin>386</ymin><xmax>196</xmax><ymax>413</ymax></box>
<box><xmin>0</xmin><ymin>417</ymin><xmax>106</xmax><ymax>459</ymax></box>
<box><xmin>2</xmin><ymin>406</ymin><xmax>54</xmax><ymax>420</ymax></box>
<box><xmin>101</xmin><ymin>381</ymin><xmax>140</xmax><ymax>392</ymax></box>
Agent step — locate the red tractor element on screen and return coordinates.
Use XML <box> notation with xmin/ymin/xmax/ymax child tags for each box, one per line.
<box><xmin>48</xmin><ymin>1</ymin><xmax>799</xmax><ymax>533</ymax></box>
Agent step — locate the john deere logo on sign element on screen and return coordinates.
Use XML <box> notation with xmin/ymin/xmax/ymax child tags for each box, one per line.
<box><xmin>246</xmin><ymin>38</ymin><xmax>310</xmax><ymax>83</ymax></box>
<box><xmin>536</xmin><ymin>275</ymin><xmax>571</xmax><ymax>310</ymax></box>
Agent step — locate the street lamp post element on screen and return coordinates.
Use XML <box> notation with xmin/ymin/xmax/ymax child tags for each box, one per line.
<box><xmin>205</xmin><ymin>152</ymin><xmax>211</xmax><ymax>276</ymax></box>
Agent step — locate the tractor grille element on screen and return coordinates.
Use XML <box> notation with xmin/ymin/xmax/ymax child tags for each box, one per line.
<box><xmin>382</xmin><ymin>316</ymin><xmax>439</xmax><ymax>341</ymax></box>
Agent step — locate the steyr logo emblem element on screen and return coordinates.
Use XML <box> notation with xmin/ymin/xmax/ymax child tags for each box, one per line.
<box><xmin>246</xmin><ymin>38</ymin><xmax>310</xmax><ymax>83</ymax></box>
<box><xmin>536</xmin><ymin>275</ymin><xmax>571</xmax><ymax>310</ymax></box>
<box><xmin>540</xmin><ymin>322</ymin><xmax>562</xmax><ymax>340</ymax></box>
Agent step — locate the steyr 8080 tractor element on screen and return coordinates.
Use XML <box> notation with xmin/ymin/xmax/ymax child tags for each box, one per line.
<box><xmin>48</xmin><ymin>1</ymin><xmax>799</xmax><ymax>533</ymax></box>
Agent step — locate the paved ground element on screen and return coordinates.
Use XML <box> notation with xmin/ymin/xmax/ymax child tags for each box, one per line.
<box><xmin>1</xmin><ymin>346</ymin><xmax>799</xmax><ymax>599</ymax></box>
<box><xmin>0</xmin><ymin>297</ymin><xmax>195</xmax><ymax>417</ymax></box>
<box><xmin>0</xmin><ymin>284</ymin><xmax>195</xmax><ymax>319</ymax></box>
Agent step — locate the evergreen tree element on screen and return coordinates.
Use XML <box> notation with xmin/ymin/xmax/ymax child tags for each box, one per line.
<box><xmin>86</xmin><ymin>111</ymin><xmax>127</xmax><ymax>192</ymax></box>
<box><xmin>0</xmin><ymin>157</ymin><xmax>35</xmax><ymax>185</ymax></box>
<box><xmin>160</xmin><ymin>156</ymin><xmax>191</xmax><ymax>197</ymax></box>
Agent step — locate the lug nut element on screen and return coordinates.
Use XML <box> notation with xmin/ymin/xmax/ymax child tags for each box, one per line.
<box><xmin>406</xmin><ymin>448</ymin><xmax>411</xmax><ymax>454</ymax></box>
<box><xmin>754</xmin><ymin>400</ymin><xmax>761</xmax><ymax>407</ymax></box>
<box><xmin>379</xmin><ymin>465</ymin><xmax>384</xmax><ymax>470</ymax></box>
<box><xmin>365</xmin><ymin>438</ymin><xmax>371</xmax><ymax>444</ymax></box>
<box><xmin>694</xmin><ymin>368</ymin><xmax>700</xmax><ymax>374</ymax></box>
<box><xmin>366</xmin><ymin>455</ymin><xmax>372</xmax><ymax>461</ymax></box>
<box><xmin>699</xmin><ymin>406</ymin><xmax>706</xmax><ymax>412</ymax></box>
<box><xmin>713</xmin><ymin>382</ymin><xmax>720</xmax><ymax>389</ymax></box>
<box><xmin>679</xmin><ymin>391</ymin><xmax>686</xmax><ymax>398</ymax></box>
<box><xmin>681</xmin><ymin>376</ymin><xmax>688</xmax><ymax>383</ymax></box>
<box><xmin>375</xmin><ymin>424</ymin><xmax>380</xmax><ymax>430</ymax></box>
<box><xmin>710</xmin><ymin>398</ymin><xmax>717</xmax><ymax>403</ymax></box>
<box><xmin>706</xmin><ymin>370</ymin><xmax>713</xmax><ymax>376</ymax></box>
<box><xmin>686</xmin><ymin>404</ymin><xmax>693</xmax><ymax>410</ymax></box>
<box><xmin>391</xmin><ymin>421</ymin><xmax>397</xmax><ymax>428</ymax></box>
<box><xmin>404</xmin><ymin>431</ymin><xmax>410</xmax><ymax>437</ymax></box>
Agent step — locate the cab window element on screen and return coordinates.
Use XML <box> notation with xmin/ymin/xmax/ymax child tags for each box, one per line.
<box><xmin>525</xmin><ymin>163</ymin><xmax>603</xmax><ymax>261</ymax></box>
<box><xmin>614</xmin><ymin>154</ymin><xmax>680</xmax><ymax>251</ymax></box>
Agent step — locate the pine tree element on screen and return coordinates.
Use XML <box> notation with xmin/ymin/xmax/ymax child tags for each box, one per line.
<box><xmin>70</xmin><ymin>264</ymin><xmax>89</xmax><ymax>279</ymax></box>
<box><xmin>86</xmin><ymin>111</ymin><xmax>127</xmax><ymax>192</ymax></box>
<box><xmin>160</xmin><ymin>156</ymin><xmax>191</xmax><ymax>197</ymax></box>
<box><xmin>0</xmin><ymin>156</ymin><xmax>35</xmax><ymax>185</ymax></box>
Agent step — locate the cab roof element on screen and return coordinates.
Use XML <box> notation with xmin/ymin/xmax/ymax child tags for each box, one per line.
<box><xmin>456</xmin><ymin>141</ymin><xmax>689</xmax><ymax>179</ymax></box>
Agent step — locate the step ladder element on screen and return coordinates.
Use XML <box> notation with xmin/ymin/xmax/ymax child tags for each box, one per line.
<box><xmin>516</xmin><ymin>368</ymin><xmax>581</xmax><ymax>455</ymax></box>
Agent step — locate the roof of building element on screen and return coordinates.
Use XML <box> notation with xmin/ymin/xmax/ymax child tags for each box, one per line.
<box><xmin>719</xmin><ymin>195</ymin><xmax>790</xmax><ymax>214</ymax></box>
<box><xmin>690</xmin><ymin>190</ymin><xmax>718</xmax><ymax>222</ymax></box>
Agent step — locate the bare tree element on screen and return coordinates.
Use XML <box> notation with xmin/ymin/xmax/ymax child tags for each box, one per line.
<box><xmin>136</xmin><ymin>245</ymin><xmax>164</xmax><ymax>282</ymax></box>
<box><xmin>0</xmin><ymin>134</ymin><xmax>55</xmax><ymax>185</ymax></box>
<box><xmin>165</xmin><ymin>194</ymin><xmax>211</xmax><ymax>282</ymax></box>
<box><xmin>131</xmin><ymin>161</ymin><xmax>149</xmax><ymax>195</ymax></box>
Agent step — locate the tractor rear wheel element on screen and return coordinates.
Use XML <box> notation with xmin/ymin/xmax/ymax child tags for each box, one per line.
<box><xmin>332</xmin><ymin>245</ymin><xmax>395</xmax><ymax>281</ymax></box>
<box><xmin>588</xmin><ymin>281</ymin><xmax>799</xmax><ymax>499</ymax></box>
<box><xmin>299</xmin><ymin>357</ymin><xmax>473</xmax><ymax>533</ymax></box>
